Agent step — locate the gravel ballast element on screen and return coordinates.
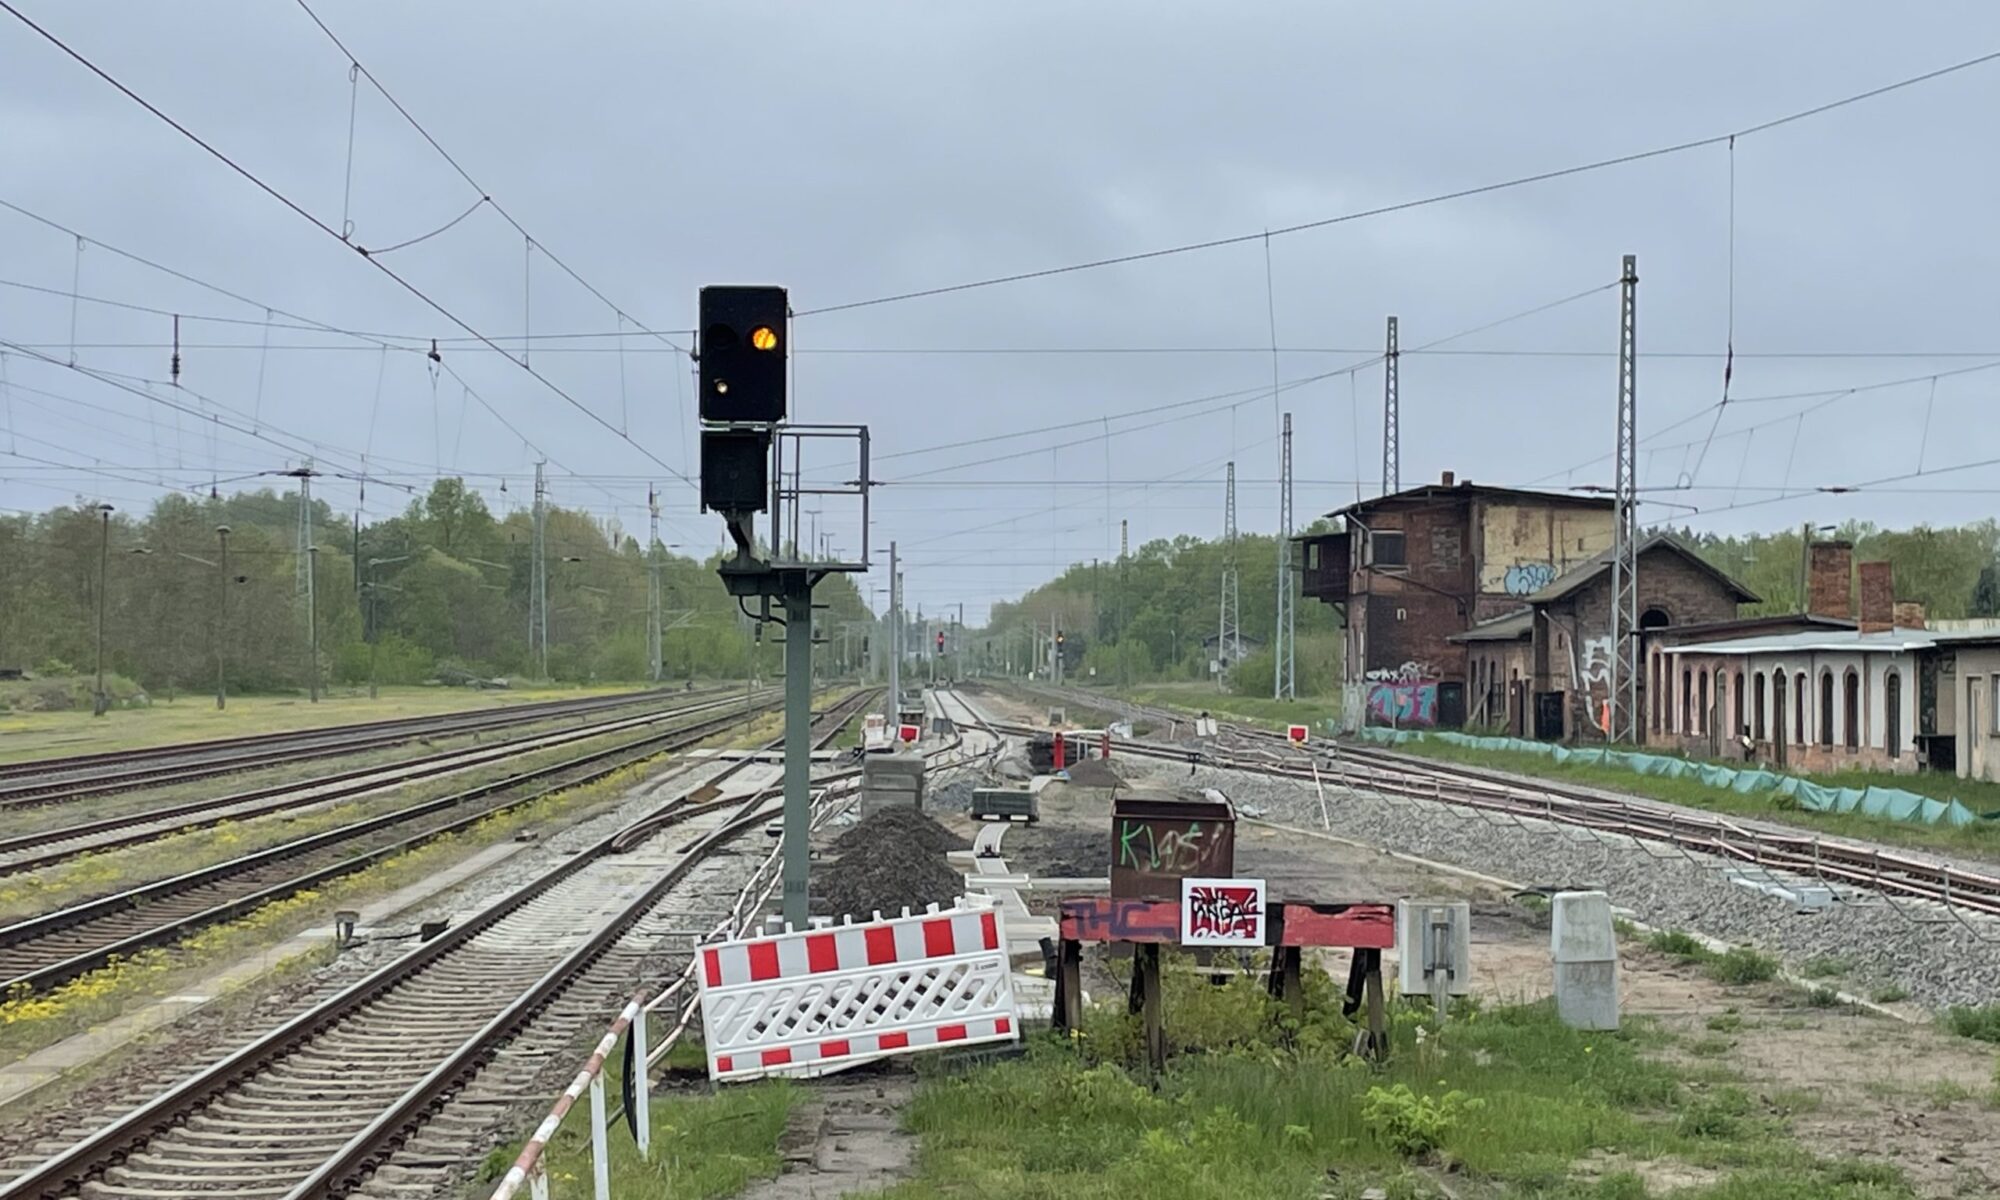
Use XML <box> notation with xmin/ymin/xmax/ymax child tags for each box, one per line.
<box><xmin>1128</xmin><ymin>759</ymin><xmax>2000</xmax><ymax>1010</ymax></box>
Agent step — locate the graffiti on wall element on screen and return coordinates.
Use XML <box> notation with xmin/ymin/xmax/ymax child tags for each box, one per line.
<box><xmin>1363</xmin><ymin>660</ymin><xmax>1439</xmax><ymax>684</ymax></box>
<box><xmin>1579</xmin><ymin>635</ymin><xmax>1613</xmax><ymax>688</ymax></box>
<box><xmin>1366</xmin><ymin>680</ymin><xmax>1438</xmax><ymax>726</ymax></box>
<box><xmin>1503</xmin><ymin>562</ymin><xmax>1557</xmax><ymax>596</ymax></box>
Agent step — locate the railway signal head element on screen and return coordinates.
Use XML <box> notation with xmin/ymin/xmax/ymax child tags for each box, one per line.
<box><xmin>698</xmin><ymin>285</ymin><xmax>788</xmax><ymax>424</ymax></box>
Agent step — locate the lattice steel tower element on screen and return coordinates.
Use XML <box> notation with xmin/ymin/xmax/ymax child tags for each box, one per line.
<box><xmin>1609</xmin><ymin>255</ymin><xmax>1641</xmax><ymax>742</ymax></box>
<box><xmin>1217</xmin><ymin>461</ymin><xmax>1240</xmax><ymax>692</ymax></box>
<box><xmin>1273</xmin><ymin>414</ymin><xmax>1296</xmax><ymax>700</ymax></box>
<box><xmin>1381</xmin><ymin>315</ymin><xmax>1400</xmax><ymax>495</ymax></box>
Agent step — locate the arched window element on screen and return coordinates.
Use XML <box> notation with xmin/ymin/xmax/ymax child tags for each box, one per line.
<box><xmin>1820</xmin><ymin>670</ymin><xmax>1836</xmax><ymax>746</ymax></box>
<box><xmin>1733</xmin><ymin>671</ymin><xmax>1746</xmax><ymax>737</ymax></box>
<box><xmin>1715</xmin><ymin>667</ymin><xmax>1729</xmax><ymax>733</ymax></box>
<box><xmin>1844</xmin><ymin>669</ymin><xmax>1861</xmax><ymax>750</ymax></box>
<box><xmin>1681</xmin><ymin>669</ymin><xmax>1692</xmax><ymax>734</ymax></box>
<box><xmin>1795</xmin><ymin>673</ymin><xmax>1807</xmax><ymax>745</ymax></box>
<box><xmin>1885</xmin><ymin>671</ymin><xmax>1903</xmax><ymax>758</ymax></box>
<box><xmin>1698</xmin><ymin>671</ymin><xmax>1710</xmax><ymax>736</ymax></box>
<box><xmin>1641</xmin><ymin>607</ymin><xmax>1672</xmax><ymax>630</ymax></box>
<box><xmin>1753</xmin><ymin>672</ymin><xmax>1767</xmax><ymax>740</ymax></box>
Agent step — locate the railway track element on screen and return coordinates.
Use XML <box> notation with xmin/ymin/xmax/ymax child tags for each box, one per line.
<box><xmin>984</xmin><ymin>682</ymin><xmax>2000</xmax><ymax>921</ymax></box>
<box><xmin>0</xmin><ymin>688</ymin><xmax>702</xmax><ymax>810</ymax></box>
<box><xmin>0</xmin><ymin>692</ymin><xmax>786</xmax><ymax>995</ymax></box>
<box><xmin>0</xmin><ymin>691</ymin><xmax>752</xmax><ymax>878</ymax></box>
<box><xmin>0</xmin><ymin>689</ymin><xmax>881</xmax><ymax>1200</ymax></box>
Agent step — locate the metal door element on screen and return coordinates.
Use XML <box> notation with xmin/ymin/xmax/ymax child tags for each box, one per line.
<box><xmin>1436</xmin><ymin>682</ymin><xmax>1466</xmax><ymax>730</ymax></box>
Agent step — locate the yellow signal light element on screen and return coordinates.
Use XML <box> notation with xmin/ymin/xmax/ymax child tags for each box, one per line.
<box><xmin>749</xmin><ymin>326</ymin><xmax>780</xmax><ymax>352</ymax></box>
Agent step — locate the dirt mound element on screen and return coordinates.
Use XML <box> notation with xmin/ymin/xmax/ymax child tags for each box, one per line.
<box><xmin>831</xmin><ymin>806</ymin><xmax>969</xmax><ymax>855</ymax></box>
<box><xmin>1060</xmin><ymin>757</ymin><xmax>1124</xmax><ymax>788</ymax></box>
<box><xmin>817</xmin><ymin>808</ymin><xmax>968</xmax><ymax>922</ymax></box>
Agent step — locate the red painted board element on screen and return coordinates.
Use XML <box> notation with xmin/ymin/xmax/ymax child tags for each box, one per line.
<box><xmin>1276</xmin><ymin>902</ymin><xmax>1396</xmax><ymax>949</ymax></box>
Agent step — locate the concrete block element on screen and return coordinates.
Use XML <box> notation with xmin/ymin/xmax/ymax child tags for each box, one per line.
<box><xmin>1395</xmin><ymin>899</ymin><xmax>1471</xmax><ymax>998</ymax></box>
<box><xmin>1550</xmin><ymin>890</ymin><xmax>1618</xmax><ymax>1030</ymax></box>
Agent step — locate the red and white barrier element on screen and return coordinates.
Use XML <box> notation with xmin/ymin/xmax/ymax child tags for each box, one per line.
<box><xmin>698</xmin><ymin>899</ymin><xmax>1019</xmax><ymax>1082</ymax></box>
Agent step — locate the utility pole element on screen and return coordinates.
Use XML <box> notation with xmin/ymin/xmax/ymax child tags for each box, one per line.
<box><xmin>306</xmin><ymin>545</ymin><xmax>319</xmax><ymax>702</ymax></box>
<box><xmin>288</xmin><ymin>463</ymin><xmax>319</xmax><ymax>702</ymax></box>
<box><xmin>1275</xmin><ymin>412</ymin><xmax>1296</xmax><ymax>700</ymax></box>
<box><xmin>1382</xmin><ymin>315</ymin><xmax>1400</xmax><ymax>496</ymax></box>
<box><xmin>648</xmin><ymin>486</ymin><xmax>663</xmax><ymax>684</ymax></box>
<box><xmin>1118</xmin><ymin>518</ymin><xmax>1129</xmax><ymax>687</ymax></box>
<box><xmin>886</xmin><ymin>542</ymin><xmax>900</xmax><ymax>718</ymax></box>
<box><xmin>92</xmin><ymin>503</ymin><xmax>114</xmax><ymax>717</ymax></box>
<box><xmin>531</xmin><ymin>460</ymin><xmax>549</xmax><ymax>679</ymax></box>
<box><xmin>1608</xmin><ymin>254</ymin><xmax>1640</xmax><ymax>743</ymax></box>
<box><xmin>1217</xmin><ymin>461</ymin><xmax>1240</xmax><ymax>692</ymax></box>
<box><xmin>214</xmin><ymin>524</ymin><xmax>231</xmax><ymax>710</ymax></box>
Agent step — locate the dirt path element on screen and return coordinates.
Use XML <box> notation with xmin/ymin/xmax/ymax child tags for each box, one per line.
<box><xmin>736</xmin><ymin>1068</ymin><xmax>916</xmax><ymax>1199</ymax></box>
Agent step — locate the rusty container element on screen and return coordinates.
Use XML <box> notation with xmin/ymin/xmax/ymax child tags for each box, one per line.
<box><xmin>1110</xmin><ymin>788</ymin><xmax>1236</xmax><ymax>899</ymax></box>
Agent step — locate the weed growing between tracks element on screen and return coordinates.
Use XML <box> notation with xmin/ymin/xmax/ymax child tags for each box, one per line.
<box><xmin>0</xmin><ymin>747</ymin><xmax>690</xmax><ymax>1062</ymax></box>
<box><xmin>864</xmin><ymin>952</ymin><xmax>1918</xmax><ymax>1200</ymax></box>
<box><xmin>0</xmin><ymin>713</ymin><xmax>747</xmax><ymax>923</ymax></box>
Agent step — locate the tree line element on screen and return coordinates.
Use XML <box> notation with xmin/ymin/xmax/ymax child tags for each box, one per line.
<box><xmin>0</xmin><ymin>479</ymin><xmax>871</xmax><ymax>699</ymax></box>
<box><xmin>966</xmin><ymin>518</ymin><xmax>2000</xmax><ymax>697</ymax></box>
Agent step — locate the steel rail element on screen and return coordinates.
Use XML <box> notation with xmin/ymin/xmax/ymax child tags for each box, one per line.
<box><xmin>0</xmin><ymin>692</ymin><xmax>784</xmax><ymax>994</ymax></box>
<box><xmin>0</xmin><ymin>688</ymin><xmax>709</xmax><ymax>808</ymax></box>
<box><xmin>0</xmin><ymin>690</ymin><xmax>747</xmax><ymax>877</ymax></box>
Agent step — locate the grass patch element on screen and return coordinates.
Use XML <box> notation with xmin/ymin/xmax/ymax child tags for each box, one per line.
<box><xmin>1800</xmin><ymin>955</ymin><xmax>1853</xmax><ymax>979</ymax></box>
<box><xmin>0</xmin><ymin>681</ymin><xmax>653</xmax><ymax>764</ymax></box>
<box><xmin>511</xmin><ymin>1080</ymin><xmax>793</xmax><ymax>1198</ymax></box>
<box><xmin>1706</xmin><ymin>1012</ymin><xmax>1744</xmax><ymax>1033</ymax></box>
<box><xmin>1870</xmin><ymin>983</ymin><xmax>1910</xmax><ymax>1004</ymax></box>
<box><xmin>869</xmin><ymin>951</ymin><xmax>1898</xmax><ymax>1198</ymax></box>
<box><xmin>1922</xmin><ymin>1079</ymin><xmax>1973</xmax><ymax>1105</ymax></box>
<box><xmin>1649</xmin><ymin>930</ymin><xmax>1708</xmax><ymax>959</ymax></box>
<box><xmin>1385</xmin><ymin>735</ymin><xmax>2000</xmax><ymax>856</ymax></box>
<box><xmin>1687</xmin><ymin>1035</ymin><xmax>1734</xmax><ymax>1058</ymax></box>
<box><xmin>1707</xmin><ymin>948</ymin><xmax>1780</xmax><ymax>987</ymax></box>
<box><xmin>1943</xmin><ymin>1003</ymin><xmax>2000</xmax><ymax>1043</ymax></box>
<box><xmin>1801</xmin><ymin>985</ymin><xmax>1844</xmax><ymax>1009</ymax></box>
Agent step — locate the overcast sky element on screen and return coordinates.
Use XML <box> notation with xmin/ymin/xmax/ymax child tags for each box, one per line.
<box><xmin>5</xmin><ymin>2</ymin><xmax>1999</xmax><ymax>622</ymax></box>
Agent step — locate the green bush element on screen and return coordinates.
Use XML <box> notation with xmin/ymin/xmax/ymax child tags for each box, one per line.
<box><xmin>1359</xmin><ymin>1083</ymin><xmax>1484</xmax><ymax>1157</ymax></box>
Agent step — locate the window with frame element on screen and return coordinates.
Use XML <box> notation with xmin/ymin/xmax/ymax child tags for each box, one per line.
<box><xmin>1369</xmin><ymin>530</ymin><xmax>1407</xmax><ymax>568</ymax></box>
<box><xmin>1991</xmin><ymin>675</ymin><xmax>1999</xmax><ymax>735</ymax></box>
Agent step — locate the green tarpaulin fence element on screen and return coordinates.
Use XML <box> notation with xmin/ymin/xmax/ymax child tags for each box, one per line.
<box><xmin>1351</xmin><ymin>726</ymin><xmax>1982</xmax><ymax>828</ymax></box>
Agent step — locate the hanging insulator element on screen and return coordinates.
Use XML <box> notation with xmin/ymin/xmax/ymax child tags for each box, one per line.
<box><xmin>170</xmin><ymin>314</ymin><xmax>182</xmax><ymax>384</ymax></box>
<box><xmin>428</xmin><ymin>338</ymin><xmax>442</xmax><ymax>364</ymax></box>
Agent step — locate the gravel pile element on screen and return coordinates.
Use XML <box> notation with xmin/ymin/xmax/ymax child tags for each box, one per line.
<box><xmin>818</xmin><ymin>808</ymin><xmax>968</xmax><ymax>922</ymax></box>
<box><xmin>1061</xmin><ymin>758</ymin><xmax>1124</xmax><ymax>788</ymax></box>
<box><xmin>1129</xmin><ymin>759</ymin><xmax>2000</xmax><ymax>1010</ymax></box>
<box><xmin>928</xmin><ymin>777</ymin><xmax>979</xmax><ymax>813</ymax></box>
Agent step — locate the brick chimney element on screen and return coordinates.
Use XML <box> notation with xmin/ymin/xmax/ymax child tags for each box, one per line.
<box><xmin>1893</xmin><ymin>601</ymin><xmax>1927</xmax><ymax>630</ymax></box>
<box><xmin>1857</xmin><ymin>561</ymin><xmax>1894</xmax><ymax>632</ymax></box>
<box><xmin>1806</xmin><ymin>540</ymin><xmax>1853</xmax><ymax>620</ymax></box>
<box><xmin>1440</xmin><ymin>470</ymin><xmax>1456</xmax><ymax>488</ymax></box>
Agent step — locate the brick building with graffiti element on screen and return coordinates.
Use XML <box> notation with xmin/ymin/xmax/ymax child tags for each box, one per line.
<box><xmin>1298</xmin><ymin>473</ymin><xmax>1763</xmax><ymax>738</ymax></box>
<box><xmin>1298</xmin><ymin>473</ymin><xmax>1617</xmax><ymax>729</ymax></box>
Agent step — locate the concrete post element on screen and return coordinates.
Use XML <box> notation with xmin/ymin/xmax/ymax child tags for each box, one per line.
<box><xmin>1550</xmin><ymin>890</ymin><xmax>1619</xmax><ymax>1030</ymax></box>
<box><xmin>782</xmin><ymin>572</ymin><xmax>814</xmax><ymax>927</ymax></box>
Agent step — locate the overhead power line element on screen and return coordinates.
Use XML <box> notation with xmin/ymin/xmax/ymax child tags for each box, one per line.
<box><xmin>0</xmin><ymin>1</ymin><xmax>692</xmax><ymax>487</ymax></box>
<box><xmin>795</xmin><ymin>48</ymin><xmax>2000</xmax><ymax>317</ymax></box>
<box><xmin>287</xmin><ymin>0</ymin><xmax>687</xmax><ymax>356</ymax></box>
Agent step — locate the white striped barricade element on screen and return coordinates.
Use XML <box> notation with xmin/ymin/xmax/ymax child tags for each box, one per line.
<box><xmin>696</xmin><ymin>896</ymin><xmax>1019</xmax><ymax>1081</ymax></box>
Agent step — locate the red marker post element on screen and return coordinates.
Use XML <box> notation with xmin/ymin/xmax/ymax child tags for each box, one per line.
<box><xmin>1287</xmin><ymin>724</ymin><xmax>1309</xmax><ymax>746</ymax></box>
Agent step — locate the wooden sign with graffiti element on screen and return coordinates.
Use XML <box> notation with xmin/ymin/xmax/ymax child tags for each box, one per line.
<box><xmin>1058</xmin><ymin>897</ymin><xmax>1395</xmax><ymax>948</ymax></box>
<box><xmin>1109</xmin><ymin>791</ymin><xmax>1236</xmax><ymax>899</ymax></box>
